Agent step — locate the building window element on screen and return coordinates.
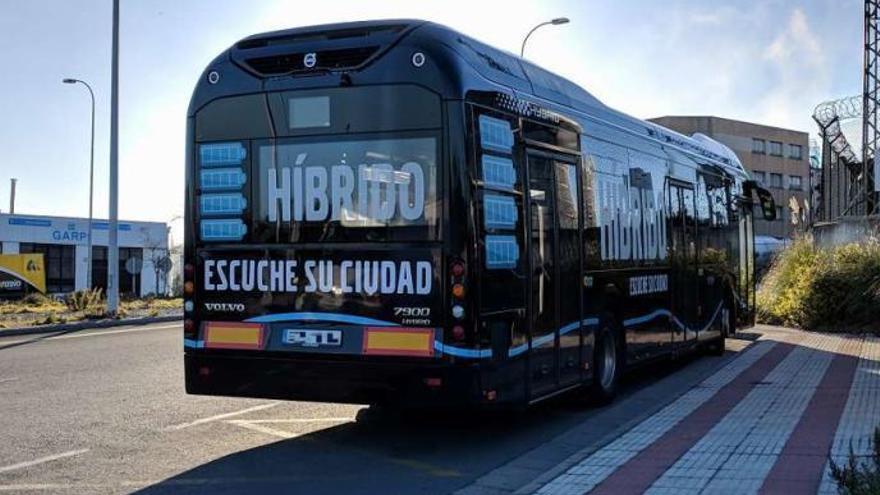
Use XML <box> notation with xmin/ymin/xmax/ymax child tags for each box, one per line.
<box><xmin>92</xmin><ymin>246</ymin><xmax>143</xmax><ymax>297</ymax></box>
<box><xmin>769</xmin><ymin>173</ymin><xmax>783</xmax><ymax>188</ymax></box>
<box><xmin>788</xmin><ymin>175</ymin><xmax>803</xmax><ymax>190</ymax></box>
<box><xmin>788</xmin><ymin>144</ymin><xmax>803</xmax><ymax>160</ymax></box>
<box><xmin>752</xmin><ymin>138</ymin><xmax>766</xmax><ymax>154</ymax></box>
<box><xmin>19</xmin><ymin>243</ymin><xmax>75</xmax><ymax>293</ymax></box>
<box><xmin>753</xmin><ymin>171</ymin><xmax>766</xmax><ymax>185</ymax></box>
<box><xmin>769</xmin><ymin>141</ymin><xmax>783</xmax><ymax>156</ymax></box>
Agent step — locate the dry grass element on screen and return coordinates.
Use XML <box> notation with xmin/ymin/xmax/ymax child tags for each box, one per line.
<box><xmin>0</xmin><ymin>294</ymin><xmax>181</xmax><ymax>329</ymax></box>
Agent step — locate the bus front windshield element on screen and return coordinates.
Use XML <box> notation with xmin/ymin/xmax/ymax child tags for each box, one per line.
<box><xmin>252</xmin><ymin>135</ymin><xmax>439</xmax><ymax>243</ymax></box>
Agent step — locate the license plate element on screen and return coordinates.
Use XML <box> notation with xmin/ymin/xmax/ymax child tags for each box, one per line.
<box><xmin>283</xmin><ymin>329</ymin><xmax>342</xmax><ymax>348</ymax></box>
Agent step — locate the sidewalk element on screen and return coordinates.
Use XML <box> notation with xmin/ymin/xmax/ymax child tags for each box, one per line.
<box><xmin>461</xmin><ymin>326</ymin><xmax>880</xmax><ymax>495</ymax></box>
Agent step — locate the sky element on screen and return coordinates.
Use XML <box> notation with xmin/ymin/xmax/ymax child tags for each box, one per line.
<box><xmin>0</xmin><ymin>0</ymin><xmax>863</xmax><ymax>243</ymax></box>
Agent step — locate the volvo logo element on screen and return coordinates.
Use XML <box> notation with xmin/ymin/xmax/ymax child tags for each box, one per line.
<box><xmin>303</xmin><ymin>52</ymin><xmax>317</xmax><ymax>68</ymax></box>
<box><xmin>204</xmin><ymin>302</ymin><xmax>245</xmax><ymax>312</ymax></box>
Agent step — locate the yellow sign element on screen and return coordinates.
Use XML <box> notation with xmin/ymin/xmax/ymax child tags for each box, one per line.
<box><xmin>0</xmin><ymin>254</ymin><xmax>46</xmax><ymax>293</ymax></box>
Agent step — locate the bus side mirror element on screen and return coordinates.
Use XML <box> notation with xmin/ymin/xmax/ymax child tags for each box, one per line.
<box><xmin>744</xmin><ymin>180</ymin><xmax>776</xmax><ymax>221</ymax></box>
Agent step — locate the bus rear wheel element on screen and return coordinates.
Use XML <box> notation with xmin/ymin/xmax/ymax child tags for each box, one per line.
<box><xmin>589</xmin><ymin>323</ymin><xmax>621</xmax><ymax>404</ymax></box>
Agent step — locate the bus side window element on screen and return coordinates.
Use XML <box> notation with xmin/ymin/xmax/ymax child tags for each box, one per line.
<box><xmin>472</xmin><ymin>108</ymin><xmax>527</xmax><ymax>352</ymax></box>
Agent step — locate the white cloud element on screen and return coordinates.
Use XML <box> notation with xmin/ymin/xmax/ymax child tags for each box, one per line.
<box><xmin>764</xmin><ymin>8</ymin><xmax>823</xmax><ymax>64</ymax></box>
<box><xmin>756</xmin><ymin>8</ymin><xmax>829</xmax><ymax>132</ymax></box>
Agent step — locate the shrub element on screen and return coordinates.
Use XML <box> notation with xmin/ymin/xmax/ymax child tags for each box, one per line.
<box><xmin>757</xmin><ymin>237</ymin><xmax>880</xmax><ymax>331</ymax></box>
<box><xmin>801</xmin><ymin>242</ymin><xmax>880</xmax><ymax>330</ymax></box>
<box><xmin>830</xmin><ymin>427</ymin><xmax>880</xmax><ymax>495</ymax></box>
<box><xmin>64</xmin><ymin>288</ymin><xmax>104</xmax><ymax>312</ymax></box>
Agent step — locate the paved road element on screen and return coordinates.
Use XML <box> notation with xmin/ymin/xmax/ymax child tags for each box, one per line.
<box><xmin>0</xmin><ymin>323</ymin><xmax>749</xmax><ymax>494</ymax></box>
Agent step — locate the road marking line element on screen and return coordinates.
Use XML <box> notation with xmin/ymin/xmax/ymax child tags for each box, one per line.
<box><xmin>0</xmin><ymin>449</ymin><xmax>89</xmax><ymax>474</ymax></box>
<box><xmin>226</xmin><ymin>420</ymin><xmax>301</xmax><ymax>439</ymax></box>
<box><xmin>0</xmin><ymin>484</ymin><xmax>82</xmax><ymax>491</ymax></box>
<box><xmin>49</xmin><ymin>324</ymin><xmax>180</xmax><ymax>340</ymax></box>
<box><xmin>224</xmin><ymin>417</ymin><xmax>354</xmax><ymax>438</ymax></box>
<box><xmin>234</xmin><ymin>417</ymin><xmax>355</xmax><ymax>424</ymax></box>
<box><xmin>165</xmin><ymin>402</ymin><xmax>280</xmax><ymax>431</ymax></box>
<box><xmin>0</xmin><ymin>324</ymin><xmax>180</xmax><ymax>346</ymax></box>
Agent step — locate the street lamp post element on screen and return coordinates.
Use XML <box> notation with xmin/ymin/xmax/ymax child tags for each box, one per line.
<box><xmin>520</xmin><ymin>17</ymin><xmax>570</xmax><ymax>58</ymax></box>
<box><xmin>62</xmin><ymin>78</ymin><xmax>96</xmax><ymax>290</ymax></box>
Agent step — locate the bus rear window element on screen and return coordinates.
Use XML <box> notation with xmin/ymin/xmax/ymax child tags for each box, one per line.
<box><xmin>253</xmin><ymin>135</ymin><xmax>439</xmax><ymax>243</ymax></box>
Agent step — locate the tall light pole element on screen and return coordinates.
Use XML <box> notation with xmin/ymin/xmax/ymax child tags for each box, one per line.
<box><xmin>62</xmin><ymin>78</ymin><xmax>96</xmax><ymax>290</ymax></box>
<box><xmin>521</xmin><ymin>17</ymin><xmax>570</xmax><ymax>58</ymax></box>
<box><xmin>108</xmin><ymin>0</ymin><xmax>120</xmax><ymax>314</ymax></box>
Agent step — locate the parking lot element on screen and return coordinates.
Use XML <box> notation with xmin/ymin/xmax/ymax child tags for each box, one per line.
<box><xmin>0</xmin><ymin>322</ymin><xmax>753</xmax><ymax>494</ymax></box>
<box><xmin>2</xmin><ymin>323</ymin><xmax>876</xmax><ymax>494</ymax></box>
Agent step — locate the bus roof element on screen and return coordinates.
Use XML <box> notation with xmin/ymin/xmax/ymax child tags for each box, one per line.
<box><xmin>202</xmin><ymin>19</ymin><xmax>748</xmax><ymax>178</ymax></box>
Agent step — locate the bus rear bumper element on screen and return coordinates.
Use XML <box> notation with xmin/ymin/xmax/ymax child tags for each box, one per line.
<box><xmin>184</xmin><ymin>352</ymin><xmax>487</xmax><ymax>406</ymax></box>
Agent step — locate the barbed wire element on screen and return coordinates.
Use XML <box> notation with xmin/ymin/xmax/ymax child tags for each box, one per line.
<box><xmin>814</xmin><ymin>95</ymin><xmax>862</xmax><ymax>124</ymax></box>
<box><xmin>813</xmin><ymin>95</ymin><xmax>861</xmax><ymax>165</ymax></box>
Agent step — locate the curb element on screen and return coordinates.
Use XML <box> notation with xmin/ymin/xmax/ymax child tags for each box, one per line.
<box><xmin>0</xmin><ymin>314</ymin><xmax>182</xmax><ymax>337</ymax></box>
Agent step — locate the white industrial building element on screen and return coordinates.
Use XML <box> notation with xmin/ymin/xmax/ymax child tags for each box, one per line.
<box><xmin>0</xmin><ymin>213</ymin><xmax>169</xmax><ymax>296</ymax></box>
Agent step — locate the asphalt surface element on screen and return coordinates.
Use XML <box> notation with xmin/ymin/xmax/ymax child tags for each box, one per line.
<box><xmin>0</xmin><ymin>323</ymin><xmax>751</xmax><ymax>494</ymax></box>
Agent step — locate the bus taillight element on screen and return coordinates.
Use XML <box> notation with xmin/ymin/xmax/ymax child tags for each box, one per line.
<box><xmin>451</xmin><ymin>283</ymin><xmax>465</xmax><ymax>299</ymax></box>
<box><xmin>451</xmin><ymin>260</ymin><xmax>465</xmax><ymax>277</ymax></box>
<box><xmin>451</xmin><ymin>305</ymin><xmax>465</xmax><ymax>319</ymax></box>
<box><xmin>450</xmin><ymin>259</ymin><xmax>466</xmax><ymax>313</ymax></box>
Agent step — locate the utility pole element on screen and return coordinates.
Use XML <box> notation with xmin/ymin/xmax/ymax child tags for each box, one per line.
<box><xmin>108</xmin><ymin>0</ymin><xmax>120</xmax><ymax>314</ymax></box>
<box><xmin>9</xmin><ymin>179</ymin><xmax>17</xmax><ymax>214</ymax></box>
<box><xmin>864</xmin><ymin>0</ymin><xmax>880</xmax><ymax>214</ymax></box>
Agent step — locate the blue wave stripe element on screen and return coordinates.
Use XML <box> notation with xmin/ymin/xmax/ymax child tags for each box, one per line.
<box><xmin>624</xmin><ymin>309</ymin><xmax>672</xmax><ymax>327</ymax></box>
<box><xmin>199</xmin><ymin>305</ymin><xmax>724</xmax><ymax>361</ymax></box>
<box><xmin>244</xmin><ymin>312</ymin><xmax>400</xmax><ymax>326</ymax></box>
<box><xmin>508</xmin><ymin>317</ymin><xmax>600</xmax><ymax>357</ymax></box>
<box><xmin>435</xmin><ymin>342</ymin><xmax>493</xmax><ymax>359</ymax></box>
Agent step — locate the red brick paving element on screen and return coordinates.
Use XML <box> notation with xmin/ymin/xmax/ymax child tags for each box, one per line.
<box><xmin>590</xmin><ymin>342</ymin><xmax>797</xmax><ymax>495</ymax></box>
<box><xmin>758</xmin><ymin>344</ymin><xmax>860</xmax><ymax>494</ymax></box>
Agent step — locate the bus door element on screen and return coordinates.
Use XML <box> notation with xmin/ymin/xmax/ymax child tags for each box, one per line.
<box><xmin>525</xmin><ymin>150</ymin><xmax>583</xmax><ymax>396</ymax></box>
<box><xmin>667</xmin><ymin>182</ymin><xmax>699</xmax><ymax>347</ymax></box>
<box><xmin>737</xmin><ymin>201</ymin><xmax>756</xmax><ymax>326</ymax></box>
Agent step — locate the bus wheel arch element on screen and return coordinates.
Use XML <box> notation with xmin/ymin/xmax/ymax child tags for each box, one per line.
<box><xmin>588</xmin><ymin>312</ymin><xmax>624</xmax><ymax>404</ymax></box>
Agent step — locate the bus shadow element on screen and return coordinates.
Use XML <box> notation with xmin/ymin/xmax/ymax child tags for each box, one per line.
<box><xmin>132</xmin><ymin>349</ymin><xmax>732</xmax><ymax>495</ymax></box>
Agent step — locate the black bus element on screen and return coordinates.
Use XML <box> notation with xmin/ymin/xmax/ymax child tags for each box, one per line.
<box><xmin>183</xmin><ymin>19</ymin><xmax>776</xmax><ymax>407</ymax></box>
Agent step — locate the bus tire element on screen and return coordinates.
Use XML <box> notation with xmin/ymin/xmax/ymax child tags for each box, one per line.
<box><xmin>589</xmin><ymin>321</ymin><xmax>622</xmax><ymax>404</ymax></box>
